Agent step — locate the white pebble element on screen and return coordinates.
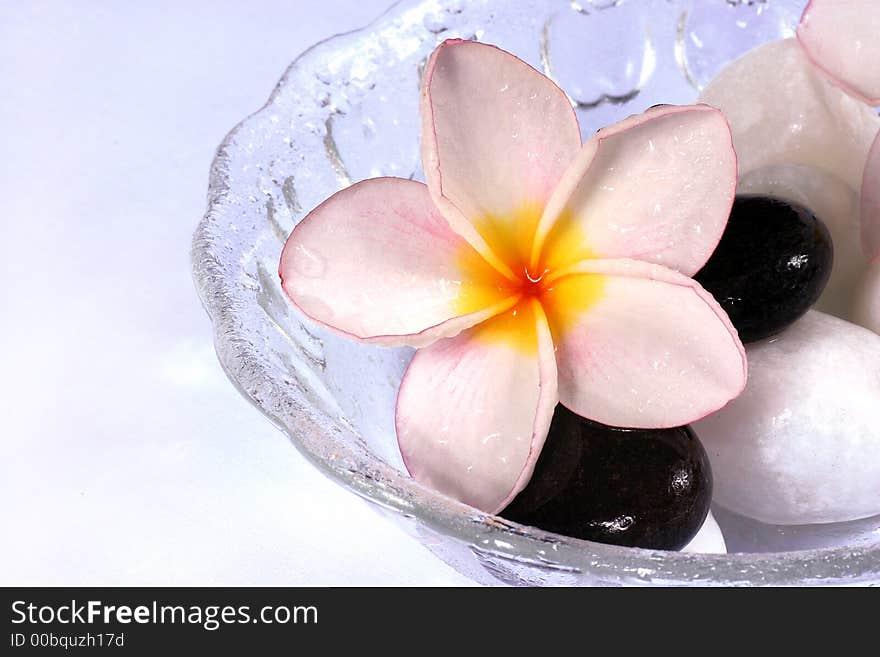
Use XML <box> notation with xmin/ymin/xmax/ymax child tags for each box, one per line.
<box><xmin>699</xmin><ymin>39</ymin><xmax>879</xmax><ymax>193</ymax></box>
<box><xmin>711</xmin><ymin>505</ymin><xmax>880</xmax><ymax>553</ymax></box>
<box><xmin>681</xmin><ymin>510</ymin><xmax>726</xmax><ymax>554</ymax></box>
<box><xmin>694</xmin><ymin>311</ymin><xmax>880</xmax><ymax>525</ymax></box>
<box><xmin>853</xmin><ymin>260</ymin><xmax>880</xmax><ymax>335</ymax></box>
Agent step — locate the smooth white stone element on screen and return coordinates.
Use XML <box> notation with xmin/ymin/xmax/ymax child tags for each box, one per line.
<box><xmin>698</xmin><ymin>39</ymin><xmax>880</xmax><ymax>192</ymax></box>
<box><xmin>712</xmin><ymin>505</ymin><xmax>880</xmax><ymax>553</ymax></box>
<box><xmin>853</xmin><ymin>260</ymin><xmax>880</xmax><ymax>335</ymax></box>
<box><xmin>694</xmin><ymin>311</ymin><xmax>880</xmax><ymax>525</ymax></box>
<box><xmin>681</xmin><ymin>510</ymin><xmax>726</xmax><ymax>554</ymax></box>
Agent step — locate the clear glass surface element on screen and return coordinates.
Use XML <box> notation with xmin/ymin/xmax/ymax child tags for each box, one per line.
<box><xmin>191</xmin><ymin>0</ymin><xmax>880</xmax><ymax>585</ymax></box>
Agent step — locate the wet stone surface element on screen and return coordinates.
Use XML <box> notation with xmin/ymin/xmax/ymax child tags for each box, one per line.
<box><xmin>501</xmin><ymin>405</ymin><xmax>713</xmax><ymax>550</ymax></box>
<box><xmin>694</xmin><ymin>310</ymin><xmax>880</xmax><ymax>525</ymax></box>
<box><xmin>695</xmin><ymin>195</ymin><xmax>834</xmax><ymax>343</ymax></box>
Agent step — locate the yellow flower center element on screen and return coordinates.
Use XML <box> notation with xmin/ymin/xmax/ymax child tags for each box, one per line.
<box><xmin>455</xmin><ymin>201</ymin><xmax>606</xmax><ymax>353</ymax></box>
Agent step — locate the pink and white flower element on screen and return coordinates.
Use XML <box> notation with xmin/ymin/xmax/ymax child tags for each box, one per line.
<box><xmin>280</xmin><ymin>40</ymin><xmax>746</xmax><ymax>513</ymax></box>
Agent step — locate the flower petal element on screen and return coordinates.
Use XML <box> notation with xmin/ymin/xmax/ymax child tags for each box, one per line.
<box><xmin>862</xmin><ymin>131</ymin><xmax>880</xmax><ymax>262</ymax></box>
<box><xmin>395</xmin><ymin>300</ymin><xmax>558</xmax><ymax>513</ymax></box>
<box><xmin>279</xmin><ymin>177</ymin><xmax>515</xmax><ymax>348</ymax></box>
<box><xmin>542</xmin><ymin>259</ymin><xmax>747</xmax><ymax>429</ymax></box>
<box><xmin>534</xmin><ymin>105</ymin><xmax>737</xmax><ymax>277</ymax></box>
<box><xmin>798</xmin><ymin>0</ymin><xmax>880</xmax><ymax>105</ymax></box>
<box><xmin>699</xmin><ymin>38</ymin><xmax>880</xmax><ymax>192</ymax></box>
<box><xmin>421</xmin><ymin>39</ymin><xmax>581</xmax><ymax>274</ymax></box>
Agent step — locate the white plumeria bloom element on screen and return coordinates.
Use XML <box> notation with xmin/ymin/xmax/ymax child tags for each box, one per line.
<box><xmin>281</xmin><ymin>40</ymin><xmax>746</xmax><ymax>513</ymax></box>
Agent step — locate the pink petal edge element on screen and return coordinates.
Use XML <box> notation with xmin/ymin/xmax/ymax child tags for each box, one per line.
<box><xmin>546</xmin><ymin>258</ymin><xmax>747</xmax><ymax>429</ymax></box>
<box><xmin>395</xmin><ymin>301</ymin><xmax>558</xmax><ymax>514</ymax></box>
<box><xmin>862</xmin><ymin>130</ymin><xmax>880</xmax><ymax>262</ymax></box>
<box><xmin>279</xmin><ymin>177</ymin><xmax>515</xmax><ymax>349</ymax></box>
<box><xmin>797</xmin><ymin>0</ymin><xmax>880</xmax><ymax>105</ymax></box>
<box><xmin>496</xmin><ymin>304</ymin><xmax>558</xmax><ymax>512</ymax></box>
<box><xmin>421</xmin><ymin>39</ymin><xmax>582</xmax><ymax>277</ymax></box>
<box><xmin>533</xmin><ymin>104</ymin><xmax>737</xmax><ymax>277</ymax></box>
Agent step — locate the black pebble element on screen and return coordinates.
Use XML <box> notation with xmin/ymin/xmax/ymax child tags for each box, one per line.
<box><xmin>500</xmin><ymin>405</ymin><xmax>712</xmax><ymax>551</ymax></box>
<box><xmin>694</xmin><ymin>195</ymin><xmax>833</xmax><ymax>343</ymax></box>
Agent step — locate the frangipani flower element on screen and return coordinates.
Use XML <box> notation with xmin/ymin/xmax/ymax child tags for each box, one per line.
<box><xmin>280</xmin><ymin>40</ymin><xmax>746</xmax><ymax>513</ymax></box>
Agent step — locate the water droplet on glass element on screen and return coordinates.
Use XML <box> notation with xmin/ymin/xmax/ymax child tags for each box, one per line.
<box><xmin>422</xmin><ymin>13</ymin><xmax>447</xmax><ymax>34</ymax></box>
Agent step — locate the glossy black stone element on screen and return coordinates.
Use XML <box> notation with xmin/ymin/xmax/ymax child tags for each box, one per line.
<box><xmin>694</xmin><ymin>195</ymin><xmax>833</xmax><ymax>343</ymax></box>
<box><xmin>500</xmin><ymin>405</ymin><xmax>712</xmax><ymax>550</ymax></box>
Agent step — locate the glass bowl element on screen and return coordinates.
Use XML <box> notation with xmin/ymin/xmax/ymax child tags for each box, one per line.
<box><xmin>191</xmin><ymin>0</ymin><xmax>880</xmax><ymax>585</ymax></box>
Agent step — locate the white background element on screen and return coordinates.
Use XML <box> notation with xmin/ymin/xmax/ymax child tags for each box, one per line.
<box><xmin>1</xmin><ymin>0</ymin><xmax>475</xmax><ymax>586</ymax></box>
